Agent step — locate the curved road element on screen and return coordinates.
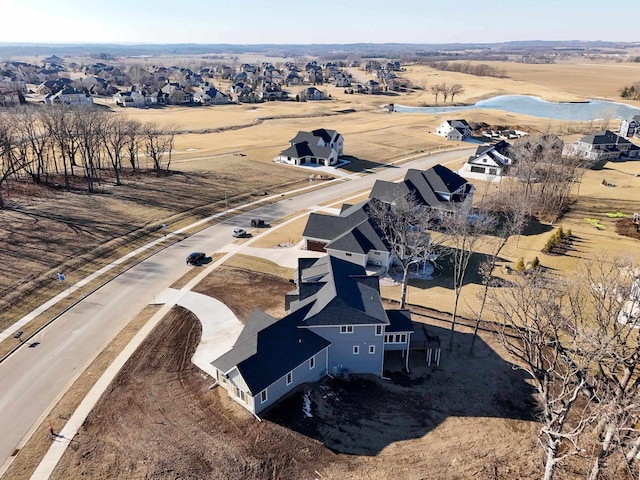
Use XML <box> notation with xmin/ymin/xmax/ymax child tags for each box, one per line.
<box><xmin>0</xmin><ymin>148</ymin><xmax>472</xmax><ymax>472</ymax></box>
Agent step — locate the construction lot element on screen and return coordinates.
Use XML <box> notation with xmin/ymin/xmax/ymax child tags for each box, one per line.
<box><xmin>48</xmin><ymin>267</ymin><xmax>548</xmax><ymax>480</ymax></box>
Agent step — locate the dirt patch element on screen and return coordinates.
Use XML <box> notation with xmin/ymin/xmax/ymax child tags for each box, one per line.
<box><xmin>616</xmin><ymin>217</ymin><xmax>640</xmax><ymax>240</ymax></box>
<box><xmin>51</xmin><ymin>307</ymin><xmax>339</xmax><ymax>480</ymax></box>
<box><xmin>192</xmin><ymin>265</ymin><xmax>294</xmax><ymax>322</ymax></box>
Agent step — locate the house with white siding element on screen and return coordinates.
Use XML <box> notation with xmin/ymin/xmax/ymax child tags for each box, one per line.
<box><xmin>274</xmin><ymin>128</ymin><xmax>343</xmax><ymax>166</ymax></box>
<box><xmin>435</xmin><ymin>119</ymin><xmax>472</xmax><ymax>141</ymax></box>
<box><xmin>458</xmin><ymin>141</ymin><xmax>514</xmax><ymax>180</ymax></box>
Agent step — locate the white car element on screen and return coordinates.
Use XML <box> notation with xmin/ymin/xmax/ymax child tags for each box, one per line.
<box><xmin>232</xmin><ymin>227</ymin><xmax>247</xmax><ymax>238</ymax></box>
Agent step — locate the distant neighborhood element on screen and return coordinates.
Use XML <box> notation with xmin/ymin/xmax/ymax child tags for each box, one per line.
<box><xmin>0</xmin><ymin>56</ymin><xmax>411</xmax><ymax>108</ymax></box>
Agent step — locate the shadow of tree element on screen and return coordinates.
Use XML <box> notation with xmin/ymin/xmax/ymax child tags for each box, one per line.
<box><xmin>264</xmin><ymin>323</ymin><xmax>536</xmax><ymax>456</ymax></box>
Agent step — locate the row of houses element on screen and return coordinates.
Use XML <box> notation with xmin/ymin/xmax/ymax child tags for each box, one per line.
<box><xmin>213</xmin><ymin>163</ymin><xmax>471</xmax><ymax>415</ymax></box>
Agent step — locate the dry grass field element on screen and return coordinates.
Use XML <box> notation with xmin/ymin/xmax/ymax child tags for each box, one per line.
<box><xmin>3</xmin><ymin>58</ymin><xmax>640</xmax><ymax>479</ymax></box>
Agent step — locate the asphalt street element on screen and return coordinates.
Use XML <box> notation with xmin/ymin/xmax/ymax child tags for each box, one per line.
<box><xmin>0</xmin><ymin>148</ymin><xmax>472</xmax><ymax>471</ymax></box>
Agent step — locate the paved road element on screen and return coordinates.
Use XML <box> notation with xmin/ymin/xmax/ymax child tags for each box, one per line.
<box><xmin>0</xmin><ymin>148</ymin><xmax>472</xmax><ymax>471</ymax></box>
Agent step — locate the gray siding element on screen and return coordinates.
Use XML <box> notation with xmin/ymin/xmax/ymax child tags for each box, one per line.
<box><xmin>254</xmin><ymin>349</ymin><xmax>328</xmax><ymax>415</ymax></box>
<box><xmin>309</xmin><ymin>324</ymin><xmax>384</xmax><ymax>375</ymax></box>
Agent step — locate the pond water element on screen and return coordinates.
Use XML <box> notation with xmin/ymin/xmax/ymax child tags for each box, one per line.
<box><xmin>394</xmin><ymin>95</ymin><xmax>640</xmax><ymax>121</ymax></box>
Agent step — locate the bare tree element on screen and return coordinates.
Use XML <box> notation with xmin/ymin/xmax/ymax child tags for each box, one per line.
<box><xmin>368</xmin><ymin>195</ymin><xmax>438</xmax><ymax>308</ymax></box>
<box><xmin>441</xmin><ymin>200</ymin><xmax>495</xmax><ymax>351</ymax></box>
<box><xmin>430</xmin><ymin>84</ymin><xmax>440</xmax><ymax>104</ymax></box>
<box><xmin>15</xmin><ymin>106</ymin><xmax>50</xmax><ymax>184</ymax></box>
<box><xmin>100</xmin><ymin>115</ymin><xmax>131</xmax><ymax>185</ymax></box>
<box><xmin>142</xmin><ymin>122</ymin><xmax>168</xmax><ymax>170</ymax></box>
<box><xmin>507</xmin><ymin>134</ymin><xmax>585</xmax><ymax>221</ymax></box>
<box><xmin>490</xmin><ymin>273</ymin><xmax>600</xmax><ymax>480</ymax></box>
<box><xmin>440</xmin><ymin>83</ymin><xmax>450</xmax><ymax>103</ymax></box>
<box><xmin>448</xmin><ymin>83</ymin><xmax>464</xmax><ymax>103</ymax></box>
<box><xmin>124</xmin><ymin>120</ymin><xmax>141</xmax><ymax>171</ymax></box>
<box><xmin>469</xmin><ymin>196</ymin><xmax>530</xmax><ymax>354</ymax></box>
<box><xmin>0</xmin><ymin>114</ymin><xmax>23</xmax><ymax>208</ymax></box>
<box><xmin>565</xmin><ymin>258</ymin><xmax>640</xmax><ymax>480</ymax></box>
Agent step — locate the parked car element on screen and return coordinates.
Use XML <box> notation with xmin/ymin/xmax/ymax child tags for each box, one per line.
<box><xmin>251</xmin><ymin>218</ymin><xmax>267</xmax><ymax>228</ymax></box>
<box><xmin>232</xmin><ymin>227</ymin><xmax>247</xmax><ymax>238</ymax></box>
<box><xmin>186</xmin><ymin>252</ymin><xmax>206</xmax><ymax>265</ymax></box>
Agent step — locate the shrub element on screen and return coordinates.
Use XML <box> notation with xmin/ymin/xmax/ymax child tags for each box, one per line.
<box><xmin>530</xmin><ymin>256</ymin><xmax>540</xmax><ymax>269</ymax></box>
<box><xmin>543</xmin><ymin>237</ymin><xmax>555</xmax><ymax>253</ymax></box>
<box><xmin>515</xmin><ymin>257</ymin><xmax>526</xmax><ymax>272</ymax></box>
<box><xmin>566</xmin><ymin>228</ymin><xmax>572</xmax><ymax>238</ymax></box>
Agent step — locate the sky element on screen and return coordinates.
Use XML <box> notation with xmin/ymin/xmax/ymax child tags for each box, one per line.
<box><xmin>1</xmin><ymin>0</ymin><xmax>638</xmax><ymax>45</ymax></box>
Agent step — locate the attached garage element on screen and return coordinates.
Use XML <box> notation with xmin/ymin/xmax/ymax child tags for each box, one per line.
<box><xmin>306</xmin><ymin>239</ymin><xmax>327</xmax><ymax>252</ymax></box>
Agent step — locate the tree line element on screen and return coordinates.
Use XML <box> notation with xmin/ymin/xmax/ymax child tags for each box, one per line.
<box><xmin>0</xmin><ymin>106</ymin><xmax>176</xmax><ymax>208</ymax></box>
<box><xmin>428</xmin><ymin>61</ymin><xmax>508</xmax><ymax>78</ymax></box>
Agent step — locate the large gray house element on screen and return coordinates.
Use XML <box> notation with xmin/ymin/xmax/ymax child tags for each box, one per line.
<box><xmin>563</xmin><ymin>130</ymin><xmax>640</xmax><ymax>162</ymax></box>
<box><xmin>369</xmin><ymin>165</ymin><xmax>474</xmax><ymax>212</ymax></box>
<box><xmin>211</xmin><ymin>256</ymin><xmax>413</xmax><ymax>415</ymax></box>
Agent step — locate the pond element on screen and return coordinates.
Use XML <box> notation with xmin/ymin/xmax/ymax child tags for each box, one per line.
<box><xmin>393</xmin><ymin>95</ymin><xmax>640</xmax><ymax>122</ymax></box>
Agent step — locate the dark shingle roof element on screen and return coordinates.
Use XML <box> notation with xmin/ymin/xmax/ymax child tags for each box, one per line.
<box><xmin>325</xmin><ymin>218</ymin><xmax>389</xmax><ymax>254</ymax></box>
<box><xmin>385</xmin><ymin>309</ymin><xmax>414</xmax><ymax>333</ymax></box>
<box><xmin>289</xmin><ymin>128</ymin><xmax>338</xmax><ymax>146</ymax></box>
<box><xmin>369</xmin><ymin>164</ymin><xmax>471</xmax><ymax>211</ymax></box>
<box><xmin>302</xmin><ymin>200</ymin><xmax>370</xmax><ymax>242</ymax></box>
<box><xmin>579</xmin><ymin>130</ymin><xmax>630</xmax><ymax>146</ymax></box>
<box><xmin>211</xmin><ymin>305</ymin><xmax>330</xmax><ymax>395</ymax></box>
<box><xmin>293</xmin><ymin>256</ymin><xmax>389</xmax><ymax>327</ymax></box>
<box><xmin>280</xmin><ymin>141</ymin><xmax>333</xmax><ymax>159</ymax></box>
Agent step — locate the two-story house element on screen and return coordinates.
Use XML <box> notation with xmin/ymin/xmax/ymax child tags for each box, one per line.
<box><xmin>564</xmin><ymin>130</ymin><xmax>640</xmax><ymax>162</ymax></box>
<box><xmin>458</xmin><ymin>140</ymin><xmax>514</xmax><ymax>179</ymax></box>
<box><xmin>619</xmin><ymin>115</ymin><xmax>640</xmax><ymax>138</ymax></box>
<box><xmin>211</xmin><ymin>255</ymin><xmax>413</xmax><ymax>415</ymax></box>
<box><xmin>274</xmin><ymin>128</ymin><xmax>343</xmax><ymax>166</ymax></box>
<box><xmin>435</xmin><ymin>119</ymin><xmax>473</xmax><ymax>141</ymax></box>
<box><xmin>369</xmin><ymin>165</ymin><xmax>475</xmax><ymax>215</ymax></box>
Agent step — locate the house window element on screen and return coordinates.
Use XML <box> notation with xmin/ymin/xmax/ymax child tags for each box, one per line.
<box><xmin>286</xmin><ymin>372</ymin><xmax>293</xmax><ymax>385</ymax></box>
<box><xmin>309</xmin><ymin>356</ymin><xmax>315</xmax><ymax>369</ymax></box>
<box><xmin>401</xmin><ymin>334</ymin><xmax>407</xmax><ymax>343</ymax></box>
<box><xmin>345</xmin><ymin>252</ymin><xmax>352</xmax><ymax>257</ymax></box>
<box><xmin>395</xmin><ymin>334</ymin><xmax>401</xmax><ymax>343</ymax></box>
<box><xmin>340</xmin><ymin>325</ymin><xmax>354</xmax><ymax>334</ymax></box>
<box><xmin>260</xmin><ymin>390</ymin><xmax>268</xmax><ymax>404</ymax></box>
<box><xmin>369</xmin><ymin>345</ymin><xmax>375</xmax><ymax>354</ymax></box>
<box><xmin>375</xmin><ymin>325</ymin><xmax>383</xmax><ymax>336</ymax></box>
<box><xmin>384</xmin><ymin>334</ymin><xmax>389</xmax><ymax>342</ymax></box>
<box><xmin>353</xmin><ymin>345</ymin><xmax>360</xmax><ymax>354</ymax></box>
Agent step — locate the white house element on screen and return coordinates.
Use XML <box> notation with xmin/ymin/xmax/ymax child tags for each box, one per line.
<box><xmin>274</xmin><ymin>128</ymin><xmax>343</xmax><ymax>166</ymax></box>
<box><xmin>459</xmin><ymin>141</ymin><xmax>513</xmax><ymax>180</ymax></box>
<box><xmin>619</xmin><ymin>115</ymin><xmax>640</xmax><ymax>138</ymax></box>
<box><xmin>44</xmin><ymin>87</ymin><xmax>93</xmax><ymax>106</ymax></box>
<box><xmin>435</xmin><ymin>119</ymin><xmax>472</xmax><ymax>141</ymax></box>
<box><xmin>113</xmin><ymin>90</ymin><xmax>147</xmax><ymax>108</ymax></box>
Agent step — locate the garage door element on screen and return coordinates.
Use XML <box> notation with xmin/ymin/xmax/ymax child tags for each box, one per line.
<box><xmin>306</xmin><ymin>240</ymin><xmax>327</xmax><ymax>252</ymax></box>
